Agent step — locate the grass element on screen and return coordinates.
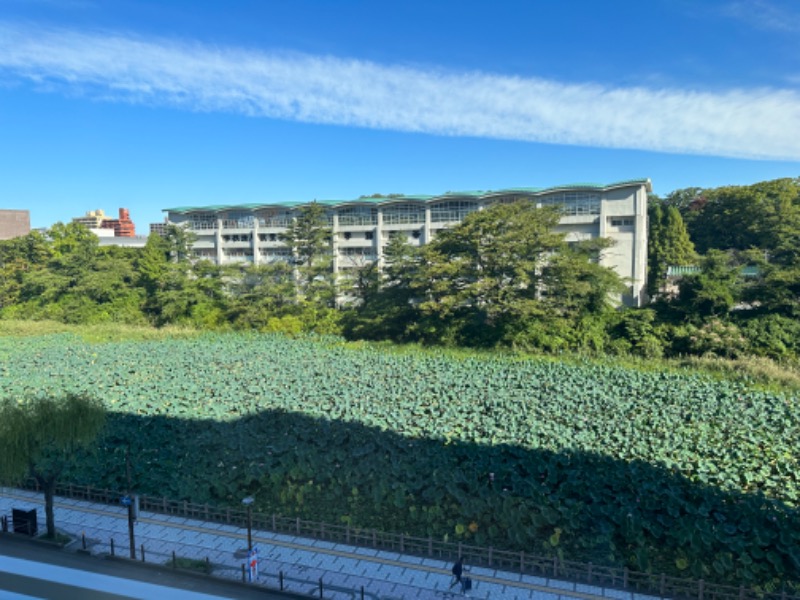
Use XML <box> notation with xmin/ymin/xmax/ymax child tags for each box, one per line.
<box><xmin>37</xmin><ymin>530</ymin><xmax>74</xmax><ymax>546</ymax></box>
<box><xmin>168</xmin><ymin>556</ymin><xmax>213</xmax><ymax>574</ymax></box>
<box><xmin>0</xmin><ymin>319</ymin><xmax>200</xmax><ymax>343</ymax></box>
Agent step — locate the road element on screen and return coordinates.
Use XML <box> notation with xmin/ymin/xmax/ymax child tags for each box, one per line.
<box><xmin>0</xmin><ymin>535</ymin><xmax>300</xmax><ymax>600</ymax></box>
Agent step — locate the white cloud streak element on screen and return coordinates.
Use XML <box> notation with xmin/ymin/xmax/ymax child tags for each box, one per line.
<box><xmin>1</xmin><ymin>22</ymin><xmax>799</xmax><ymax>161</ymax></box>
<box><xmin>721</xmin><ymin>0</ymin><xmax>800</xmax><ymax>33</ymax></box>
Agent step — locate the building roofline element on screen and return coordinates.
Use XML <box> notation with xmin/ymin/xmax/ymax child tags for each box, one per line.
<box><xmin>163</xmin><ymin>179</ymin><xmax>651</xmax><ymax>214</ymax></box>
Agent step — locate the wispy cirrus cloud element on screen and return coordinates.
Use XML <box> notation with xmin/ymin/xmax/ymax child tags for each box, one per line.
<box><xmin>720</xmin><ymin>0</ymin><xmax>800</xmax><ymax>33</ymax></box>
<box><xmin>0</xmin><ymin>22</ymin><xmax>799</xmax><ymax>161</ymax></box>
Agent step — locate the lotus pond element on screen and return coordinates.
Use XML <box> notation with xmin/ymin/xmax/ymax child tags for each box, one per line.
<box><xmin>1</xmin><ymin>332</ymin><xmax>798</xmax><ymax>586</ymax></box>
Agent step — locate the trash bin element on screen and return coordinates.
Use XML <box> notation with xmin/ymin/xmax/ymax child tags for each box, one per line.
<box><xmin>12</xmin><ymin>508</ymin><xmax>37</xmax><ymax>536</ymax></box>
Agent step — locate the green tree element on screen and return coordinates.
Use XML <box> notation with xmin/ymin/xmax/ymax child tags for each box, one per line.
<box><xmin>661</xmin><ymin>206</ymin><xmax>696</xmax><ymax>267</ymax></box>
<box><xmin>225</xmin><ymin>262</ymin><xmax>296</xmax><ymax>329</ymax></box>
<box><xmin>647</xmin><ymin>202</ymin><xmax>666</xmax><ymax>297</ymax></box>
<box><xmin>0</xmin><ymin>231</ymin><xmax>52</xmax><ymax>310</ymax></box>
<box><xmin>677</xmin><ymin>250</ymin><xmax>740</xmax><ymax>319</ymax></box>
<box><xmin>0</xmin><ymin>393</ymin><xmax>106</xmax><ymax>538</ymax></box>
<box><xmin>687</xmin><ymin>178</ymin><xmax>800</xmax><ymax>254</ymax></box>
<box><xmin>542</xmin><ymin>237</ymin><xmax>627</xmax><ymax>318</ymax></box>
<box><xmin>342</xmin><ymin>233</ymin><xmax>421</xmax><ymax>341</ymax></box>
<box><xmin>163</xmin><ymin>224</ymin><xmax>197</xmax><ymax>263</ymax></box>
<box><xmin>416</xmin><ymin>202</ymin><xmax>563</xmax><ymax>329</ymax></box>
<box><xmin>279</xmin><ymin>203</ymin><xmax>335</xmax><ymax>306</ymax></box>
<box><xmin>647</xmin><ymin>204</ymin><xmax>696</xmax><ymax>297</ymax></box>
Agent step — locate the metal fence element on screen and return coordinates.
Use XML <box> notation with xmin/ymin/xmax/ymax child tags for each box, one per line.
<box><xmin>22</xmin><ymin>480</ymin><xmax>800</xmax><ymax>600</ymax></box>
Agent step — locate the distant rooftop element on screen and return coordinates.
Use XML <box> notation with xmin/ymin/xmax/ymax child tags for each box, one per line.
<box><xmin>164</xmin><ymin>178</ymin><xmax>651</xmax><ymax>214</ymax></box>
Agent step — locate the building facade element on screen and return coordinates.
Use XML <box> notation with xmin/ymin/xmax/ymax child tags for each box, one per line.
<box><xmin>0</xmin><ymin>209</ymin><xmax>31</xmax><ymax>240</ymax></box>
<box><xmin>73</xmin><ymin>208</ymin><xmax>136</xmax><ymax>237</ymax></box>
<box><xmin>165</xmin><ymin>179</ymin><xmax>651</xmax><ymax>306</ymax></box>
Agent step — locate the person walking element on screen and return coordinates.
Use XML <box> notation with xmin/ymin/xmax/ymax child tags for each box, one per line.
<box><xmin>449</xmin><ymin>556</ymin><xmax>464</xmax><ymax>590</ymax></box>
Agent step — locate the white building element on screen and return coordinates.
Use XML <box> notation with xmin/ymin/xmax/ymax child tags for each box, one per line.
<box><xmin>164</xmin><ymin>179</ymin><xmax>651</xmax><ymax>306</ymax></box>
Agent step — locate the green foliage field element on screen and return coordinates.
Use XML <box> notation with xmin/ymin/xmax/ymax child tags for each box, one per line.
<box><xmin>1</xmin><ymin>332</ymin><xmax>798</xmax><ymax>587</ymax></box>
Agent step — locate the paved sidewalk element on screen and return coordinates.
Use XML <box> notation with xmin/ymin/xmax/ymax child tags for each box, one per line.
<box><xmin>0</xmin><ymin>488</ymin><xmax>660</xmax><ymax>600</ymax></box>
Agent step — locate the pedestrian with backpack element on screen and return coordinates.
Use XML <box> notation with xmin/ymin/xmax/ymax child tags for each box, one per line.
<box><xmin>449</xmin><ymin>556</ymin><xmax>464</xmax><ymax>590</ymax></box>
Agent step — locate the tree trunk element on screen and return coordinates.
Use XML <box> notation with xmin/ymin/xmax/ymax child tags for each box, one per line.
<box><xmin>42</xmin><ymin>477</ymin><xmax>56</xmax><ymax>539</ymax></box>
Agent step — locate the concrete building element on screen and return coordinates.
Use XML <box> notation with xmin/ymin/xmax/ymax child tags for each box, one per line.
<box><xmin>73</xmin><ymin>208</ymin><xmax>136</xmax><ymax>237</ymax></box>
<box><xmin>164</xmin><ymin>179</ymin><xmax>651</xmax><ymax>306</ymax></box>
<box><xmin>0</xmin><ymin>209</ymin><xmax>31</xmax><ymax>240</ymax></box>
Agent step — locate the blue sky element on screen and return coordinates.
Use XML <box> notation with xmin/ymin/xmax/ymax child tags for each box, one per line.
<box><xmin>1</xmin><ymin>0</ymin><xmax>799</xmax><ymax>230</ymax></box>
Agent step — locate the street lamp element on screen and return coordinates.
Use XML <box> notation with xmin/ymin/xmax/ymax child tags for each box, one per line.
<box><xmin>242</xmin><ymin>496</ymin><xmax>254</xmax><ymax>551</ymax></box>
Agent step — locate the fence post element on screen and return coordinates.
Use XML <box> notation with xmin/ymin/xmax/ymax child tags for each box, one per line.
<box><xmin>400</xmin><ymin>534</ymin><xmax>404</xmax><ymax>553</ymax></box>
<box><xmin>204</xmin><ymin>503</ymin><xmax>209</xmax><ymax>520</ymax></box>
<box><xmin>110</xmin><ymin>538</ymin><xmax>115</xmax><ymax>557</ymax></box>
<box><xmin>698</xmin><ymin>579</ymin><xmax>704</xmax><ymax>600</ymax></box>
<box><xmin>162</xmin><ymin>497</ymin><xmax>167</xmax><ymax>513</ymax></box>
<box><xmin>320</xmin><ymin>522</ymin><xmax>325</xmax><ymax>539</ymax></box>
<box><xmin>140</xmin><ymin>544</ymin><xmax>145</xmax><ymax>562</ymax></box>
<box><xmin>319</xmin><ymin>578</ymin><xmax>323</xmax><ymax>598</ymax></box>
<box><xmin>182</xmin><ymin>500</ymin><xmax>187</xmax><ymax>516</ymax></box>
<box><xmin>488</xmin><ymin>546</ymin><xmax>493</xmax><ymax>567</ymax></box>
<box><xmin>361</xmin><ymin>585</ymin><xmax>365</xmax><ymax>600</ymax></box>
<box><xmin>623</xmin><ymin>567</ymin><xmax>628</xmax><ymax>588</ymax></box>
<box><xmin>661</xmin><ymin>573</ymin><xmax>667</xmax><ymax>597</ymax></box>
<box><xmin>428</xmin><ymin>537</ymin><xmax>433</xmax><ymax>557</ymax></box>
<box><xmin>553</xmin><ymin>556</ymin><xmax>558</xmax><ymax>577</ymax></box>
<box><xmin>520</xmin><ymin>551</ymin><xmax>524</xmax><ymax>573</ymax></box>
<box><xmin>205</xmin><ymin>556</ymin><xmax>210</xmax><ymax>571</ymax></box>
<box><xmin>241</xmin><ymin>564</ymin><xmax>246</xmax><ymax>582</ymax></box>
<box><xmin>346</xmin><ymin>524</ymin><xmax>350</xmax><ymax>544</ymax></box>
<box><xmin>172</xmin><ymin>550</ymin><xmax>176</xmax><ymax>568</ymax></box>
<box><xmin>372</xmin><ymin>530</ymin><xmax>377</xmax><ymax>548</ymax></box>
<box><xmin>738</xmin><ymin>585</ymin><xmax>744</xmax><ymax>600</ymax></box>
<box><xmin>82</xmin><ymin>532</ymin><xmax>87</xmax><ymax>550</ymax></box>
<box><xmin>272</xmin><ymin>514</ymin><xmax>276</xmax><ymax>531</ymax></box>
<box><xmin>458</xmin><ymin>542</ymin><xmax>463</xmax><ymax>558</ymax></box>
<box><xmin>587</xmin><ymin>562</ymin><xmax>592</xmax><ymax>583</ymax></box>
<box><xmin>279</xmin><ymin>571</ymin><xmax>284</xmax><ymax>590</ymax></box>
<box><xmin>296</xmin><ymin>517</ymin><xmax>300</xmax><ymax>535</ymax></box>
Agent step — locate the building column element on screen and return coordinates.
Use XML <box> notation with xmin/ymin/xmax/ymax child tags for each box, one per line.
<box><xmin>215</xmin><ymin>217</ymin><xmax>223</xmax><ymax>265</ymax></box>
<box><xmin>331</xmin><ymin>213</ymin><xmax>339</xmax><ymax>274</ymax></box>
<box><xmin>252</xmin><ymin>214</ymin><xmax>260</xmax><ymax>266</ymax></box>
<box><xmin>632</xmin><ymin>185</ymin><xmax>648</xmax><ymax>306</ymax></box>
<box><xmin>375</xmin><ymin>209</ymin><xmax>384</xmax><ymax>269</ymax></box>
<box><xmin>423</xmin><ymin>205</ymin><xmax>431</xmax><ymax>244</ymax></box>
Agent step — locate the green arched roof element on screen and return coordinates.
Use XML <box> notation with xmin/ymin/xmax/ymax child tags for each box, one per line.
<box><xmin>163</xmin><ymin>179</ymin><xmax>651</xmax><ymax>214</ymax></box>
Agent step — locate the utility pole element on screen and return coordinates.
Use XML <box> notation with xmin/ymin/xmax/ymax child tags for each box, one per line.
<box><xmin>126</xmin><ymin>443</ymin><xmax>136</xmax><ymax>560</ymax></box>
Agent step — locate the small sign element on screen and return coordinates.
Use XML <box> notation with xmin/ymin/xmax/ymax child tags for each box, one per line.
<box><xmin>120</xmin><ymin>495</ymin><xmax>132</xmax><ymax>507</ymax></box>
<box><xmin>247</xmin><ymin>545</ymin><xmax>259</xmax><ymax>581</ymax></box>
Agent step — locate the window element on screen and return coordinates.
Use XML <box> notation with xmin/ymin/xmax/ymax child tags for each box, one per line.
<box><xmin>260</xmin><ymin>248</ymin><xmax>292</xmax><ymax>262</ymax></box>
<box><xmin>412</xmin><ymin>230</ymin><xmax>421</xmax><ymax>239</ymax></box>
<box><xmin>540</xmin><ymin>192</ymin><xmax>600</xmax><ymax>216</ymax></box>
<box><xmin>382</xmin><ymin>203</ymin><xmax>425</xmax><ymax>225</ymax></box>
<box><xmin>486</xmin><ymin>194</ymin><xmax>526</xmax><ymax>205</ymax></box>
<box><xmin>337</xmin><ymin>205</ymin><xmax>378</xmax><ymax>226</ymax></box>
<box><xmin>257</xmin><ymin>209</ymin><xmax>292</xmax><ymax>228</ymax></box>
<box><xmin>430</xmin><ymin>200</ymin><xmax>478</xmax><ymax>223</ymax></box>
<box><xmin>188</xmin><ymin>214</ymin><xmax>217</xmax><ymax>230</ymax></box>
<box><xmin>365</xmin><ymin>231</ymin><xmax>374</xmax><ymax>241</ymax></box>
<box><xmin>611</xmin><ymin>218</ymin><xmax>634</xmax><ymax>227</ymax></box>
<box><xmin>221</xmin><ymin>211</ymin><xmax>254</xmax><ymax>229</ymax></box>
<box><xmin>343</xmin><ymin>232</ymin><xmax>352</xmax><ymax>240</ymax></box>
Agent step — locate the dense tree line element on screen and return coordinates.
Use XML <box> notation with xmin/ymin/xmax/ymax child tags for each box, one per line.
<box><xmin>1</xmin><ymin>177</ymin><xmax>799</xmax><ymax>362</ymax></box>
